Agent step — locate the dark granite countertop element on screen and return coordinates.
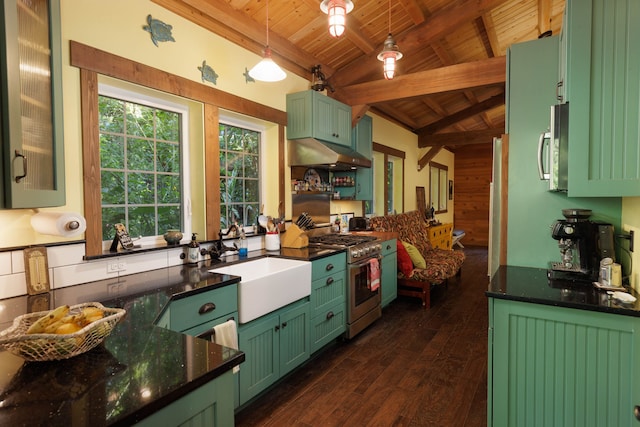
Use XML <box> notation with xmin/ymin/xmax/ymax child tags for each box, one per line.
<box><xmin>0</xmin><ymin>247</ymin><xmax>344</xmax><ymax>426</ymax></box>
<box><xmin>487</xmin><ymin>265</ymin><xmax>640</xmax><ymax>317</ymax></box>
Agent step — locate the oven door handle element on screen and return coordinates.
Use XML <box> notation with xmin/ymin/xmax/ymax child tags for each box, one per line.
<box><xmin>350</xmin><ymin>255</ymin><xmax>382</xmax><ymax>269</ymax></box>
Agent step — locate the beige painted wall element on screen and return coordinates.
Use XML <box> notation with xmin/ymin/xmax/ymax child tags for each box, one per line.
<box><xmin>622</xmin><ymin>197</ymin><xmax>640</xmax><ymax>291</ymax></box>
<box><xmin>1</xmin><ymin>0</ymin><xmax>450</xmax><ymax>247</ymax></box>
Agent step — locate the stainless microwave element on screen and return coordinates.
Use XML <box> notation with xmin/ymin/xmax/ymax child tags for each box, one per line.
<box><xmin>537</xmin><ymin>103</ymin><xmax>569</xmax><ymax>191</ymax></box>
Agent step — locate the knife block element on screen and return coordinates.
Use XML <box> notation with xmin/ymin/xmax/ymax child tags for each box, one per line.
<box><xmin>281</xmin><ymin>224</ymin><xmax>309</xmax><ymax>248</ymax></box>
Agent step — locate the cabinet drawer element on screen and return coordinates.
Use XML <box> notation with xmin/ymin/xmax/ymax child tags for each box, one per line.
<box><xmin>312</xmin><ymin>253</ymin><xmax>346</xmax><ymax>279</ymax></box>
<box><xmin>310</xmin><ymin>301</ymin><xmax>346</xmax><ymax>353</ymax></box>
<box><xmin>182</xmin><ymin>311</ymin><xmax>239</xmax><ymax>338</ymax></box>
<box><xmin>171</xmin><ymin>284</ymin><xmax>238</xmax><ymax>332</ymax></box>
<box><xmin>311</xmin><ymin>271</ymin><xmax>345</xmax><ymax>319</ymax></box>
<box><xmin>380</xmin><ymin>238</ymin><xmax>397</xmax><ymax>256</ymax></box>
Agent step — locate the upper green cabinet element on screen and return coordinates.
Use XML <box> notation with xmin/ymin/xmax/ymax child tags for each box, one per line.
<box><xmin>286</xmin><ymin>90</ymin><xmax>352</xmax><ymax>147</ymax></box>
<box><xmin>563</xmin><ymin>0</ymin><xmax>640</xmax><ymax>196</ymax></box>
<box><xmin>0</xmin><ymin>0</ymin><xmax>65</xmax><ymax>208</ymax></box>
<box><xmin>353</xmin><ymin>115</ymin><xmax>373</xmax><ymax>200</ymax></box>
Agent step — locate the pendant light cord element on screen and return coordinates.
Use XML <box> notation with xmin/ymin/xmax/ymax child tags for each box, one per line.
<box><xmin>388</xmin><ymin>0</ymin><xmax>391</xmax><ymax>34</ymax></box>
<box><xmin>266</xmin><ymin>0</ymin><xmax>270</xmax><ymax>46</ymax></box>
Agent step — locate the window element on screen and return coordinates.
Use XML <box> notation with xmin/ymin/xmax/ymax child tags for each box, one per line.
<box><xmin>98</xmin><ymin>86</ymin><xmax>190</xmax><ymax>244</ymax></box>
<box><xmin>429</xmin><ymin>162</ymin><xmax>448</xmax><ymax>213</ymax></box>
<box><xmin>219</xmin><ymin>121</ymin><xmax>262</xmax><ymax>229</ymax></box>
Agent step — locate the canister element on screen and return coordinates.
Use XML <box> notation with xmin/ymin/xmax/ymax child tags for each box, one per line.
<box><xmin>599</xmin><ymin>257</ymin><xmax>613</xmax><ymax>285</ymax></box>
<box><xmin>265</xmin><ymin>232</ymin><xmax>280</xmax><ymax>251</ymax></box>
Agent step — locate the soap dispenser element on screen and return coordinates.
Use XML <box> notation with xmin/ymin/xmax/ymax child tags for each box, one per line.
<box><xmin>188</xmin><ymin>233</ymin><xmax>200</xmax><ymax>263</ymax></box>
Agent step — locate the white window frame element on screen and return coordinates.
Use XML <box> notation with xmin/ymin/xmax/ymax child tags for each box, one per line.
<box><xmin>219</xmin><ymin>111</ymin><xmax>266</xmax><ymax>234</ymax></box>
<box><xmin>98</xmin><ymin>83</ymin><xmax>192</xmax><ymax>249</ymax></box>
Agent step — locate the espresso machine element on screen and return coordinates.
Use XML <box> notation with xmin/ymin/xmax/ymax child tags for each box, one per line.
<box><xmin>548</xmin><ymin>209</ymin><xmax>615</xmax><ymax>285</ymax></box>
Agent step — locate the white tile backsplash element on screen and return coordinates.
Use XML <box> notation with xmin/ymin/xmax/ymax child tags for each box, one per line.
<box><xmin>0</xmin><ymin>272</ymin><xmax>27</xmax><ymax>299</ymax></box>
<box><xmin>0</xmin><ymin>253</ymin><xmax>11</xmax><ymax>275</ymax></box>
<box><xmin>0</xmin><ymin>242</ymin><xmax>196</xmax><ymax>296</ymax></box>
<box><xmin>11</xmin><ymin>251</ymin><xmax>24</xmax><ymax>273</ymax></box>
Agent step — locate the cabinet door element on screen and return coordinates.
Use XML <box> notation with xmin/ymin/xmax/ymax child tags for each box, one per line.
<box><xmin>353</xmin><ymin>115</ymin><xmax>373</xmax><ymax>200</ymax></box>
<box><xmin>565</xmin><ymin>0</ymin><xmax>640</xmax><ymax>196</ymax></box>
<box><xmin>334</xmin><ymin>102</ymin><xmax>353</xmax><ymax>147</ymax></box>
<box><xmin>313</xmin><ymin>94</ymin><xmax>351</xmax><ymax>146</ymax></box>
<box><xmin>0</xmin><ymin>0</ymin><xmax>65</xmax><ymax>208</ymax></box>
<box><xmin>238</xmin><ymin>311</ymin><xmax>279</xmax><ymax>404</ymax></box>
<box><xmin>491</xmin><ymin>299</ymin><xmax>640</xmax><ymax>427</ymax></box>
<box><xmin>286</xmin><ymin>91</ymin><xmax>313</xmax><ymax>140</ymax></box>
<box><xmin>380</xmin><ymin>239</ymin><xmax>397</xmax><ymax>308</ymax></box>
<box><xmin>136</xmin><ymin>370</ymin><xmax>235</xmax><ymax>427</ymax></box>
<box><xmin>278</xmin><ymin>301</ymin><xmax>310</xmax><ymax>377</ymax></box>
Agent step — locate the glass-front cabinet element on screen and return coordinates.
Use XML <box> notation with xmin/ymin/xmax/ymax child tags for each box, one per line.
<box><xmin>0</xmin><ymin>0</ymin><xmax>65</xmax><ymax>208</ymax></box>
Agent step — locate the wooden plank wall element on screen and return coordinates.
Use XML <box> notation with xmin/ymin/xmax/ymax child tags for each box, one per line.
<box><xmin>453</xmin><ymin>143</ymin><xmax>493</xmax><ymax>247</ymax></box>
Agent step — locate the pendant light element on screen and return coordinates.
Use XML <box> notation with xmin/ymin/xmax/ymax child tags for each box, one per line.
<box><xmin>249</xmin><ymin>0</ymin><xmax>286</xmax><ymax>82</ymax></box>
<box><xmin>376</xmin><ymin>0</ymin><xmax>402</xmax><ymax>80</ymax></box>
<box><xmin>320</xmin><ymin>0</ymin><xmax>354</xmax><ymax>38</ymax></box>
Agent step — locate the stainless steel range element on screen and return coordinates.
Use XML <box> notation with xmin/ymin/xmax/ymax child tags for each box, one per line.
<box><xmin>308</xmin><ymin>233</ymin><xmax>382</xmax><ymax>339</ymax></box>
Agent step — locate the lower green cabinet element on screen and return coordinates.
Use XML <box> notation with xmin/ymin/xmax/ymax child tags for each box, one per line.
<box><xmin>136</xmin><ymin>369</ymin><xmax>234</xmax><ymax>427</ymax></box>
<box><xmin>310</xmin><ymin>253</ymin><xmax>347</xmax><ymax>353</ymax></box>
<box><xmin>238</xmin><ymin>299</ymin><xmax>310</xmax><ymax>405</ymax></box>
<box><xmin>157</xmin><ymin>284</ymin><xmax>238</xmax><ymax>333</ymax></box>
<box><xmin>380</xmin><ymin>239</ymin><xmax>397</xmax><ymax>308</ymax></box>
<box><xmin>488</xmin><ymin>298</ymin><xmax>640</xmax><ymax>427</ymax></box>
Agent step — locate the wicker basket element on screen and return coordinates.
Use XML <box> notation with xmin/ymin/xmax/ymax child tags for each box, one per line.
<box><xmin>0</xmin><ymin>302</ymin><xmax>126</xmax><ymax>362</ymax></box>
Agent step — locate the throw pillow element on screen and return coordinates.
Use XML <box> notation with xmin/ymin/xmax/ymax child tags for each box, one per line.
<box><xmin>402</xmin><ymin>241</ymin><xmax>426</xmax><ymax>269</ymax></box>
<box><xmin>396</xmin><ymin>240</ymin><xmax>414</xmax><ymax>277</ymax></box>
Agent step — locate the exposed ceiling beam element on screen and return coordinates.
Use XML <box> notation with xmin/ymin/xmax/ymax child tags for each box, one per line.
<box><xmin>419</xmin><ymin>128</ymin><xmax>504</xmax><ymax>148</ymax></box>
<box><xmin>538</xmin><ymin>0</ymin><xmax>553</xmax><ymax>35</ymax></box>
<box><xmin>330</xmin><ymin>0</ymin><xmax>510</xmax><ymax>88</ymax></box>
<box><xmin>417</xmin><ymin>92</ymin><xmax>505</xmax><ymax>135</ymax></box>
<box><xmin>337</xmin><ymin>56</ymin><xmax>506</xmax><ymax>106</ymax></box>
<box><xmin>418</xmin><ymin>147</ymin><xmax>443</xmax><ymax>171</ymax></box>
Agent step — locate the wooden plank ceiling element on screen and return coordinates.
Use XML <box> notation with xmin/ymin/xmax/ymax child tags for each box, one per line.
<box><xmin>152</xmin><ymin>0</ymin><xmax>565</xmax><ymax>149</ymax></box>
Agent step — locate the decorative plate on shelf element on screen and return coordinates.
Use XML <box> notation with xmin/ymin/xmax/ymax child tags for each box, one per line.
<box><xmin>303</xmin><ymin>168</ymin><xmax>322</xmax><ymax>190</ymax></box>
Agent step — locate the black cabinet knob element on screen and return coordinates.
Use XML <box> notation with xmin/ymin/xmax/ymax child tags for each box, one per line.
<box><xmin>326</xmin><ymin>263</ymin><xmax>334</xmax><ymax>271</ymax></box>
<box><xmin>326</xmin><ymin>277</ymin><xmax>334</xmax><ymax>285</ymax></box>
<box><xmin>281</xmin><ymin>322</ymin><xmax>287</xmax><ymax>328</ymax></box>
<box><xmin>634</xmin><ymin>405</ymin><xmax>640</xmax><ymax>421</ymax></box>
<box><xmin>326</xmin><ymin>311</ymin><xmax>334</xmax><ymax>320</ymax></box>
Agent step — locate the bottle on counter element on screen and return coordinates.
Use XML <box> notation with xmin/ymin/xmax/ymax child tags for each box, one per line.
<box><xmin>188</xmin><ymin>233</ymin><xmax>200</xmax><ymax>263</ymax></box>
<box><xmin>238</xmin><ymin>229</ymin><xmax>248</xmax><ymax>257</ymax></box>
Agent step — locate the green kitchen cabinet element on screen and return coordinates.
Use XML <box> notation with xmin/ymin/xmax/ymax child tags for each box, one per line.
<box><xmin>352</xmin><ymin>115</ymin><xmax>373</xmax><ymax>201</ymax></box>
<box><xmin>488</xmin><ymin>298</ymin><xmax>640</xmax><ymax>426</ymax></box>
<box><xmin>0</xmin><ymin>0</ymin><xmax>65</xmax><ymax>208</ymax></box>
<box><xmin>286</xmin><ymin>90</ymin><xmax>352</xmax><ymax>147</ymax></box>
<box><xmin>238</xmin><ymin>298</ymin><xmax>310</xmax><ymax>405</ymax></box>
<box><xmin>136</xmin><ymin>370</ymin><xmax>235</xmax><ymax>427</ymax></box>
<box><xmin>563</xmin><ymin>0</ymin><xmax>640</xmax><ymax>196</ymax></box>
<box><xmin>310</xmin><ymin>252</ymin><xmax>347</xmax><ymax>353</ymax></box>
<box><xmin>156</xmin><ymin>283</ymin><xmax>238</xmax><ymax>334</ymax></box>
<box><xmin>380</xmin><ymin>238</ymin><xmax>397</xmax><ymax>308</ymax></box>
<box><xmin>156</xmin><ymin>283</ymin><xmax>240</xmax><ymax>409</ymax></box>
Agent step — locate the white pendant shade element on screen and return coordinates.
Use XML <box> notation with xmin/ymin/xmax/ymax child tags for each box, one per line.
<box><xmin>249</xmin><ymin>47</ymin><xmax>286</xmax><ymax>82</ymax></box>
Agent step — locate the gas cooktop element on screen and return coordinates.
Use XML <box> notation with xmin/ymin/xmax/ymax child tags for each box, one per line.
<box><xmin>308</xmin><ymin>234</ymin><xmax>377</xmax><ymax>247</ymax></box>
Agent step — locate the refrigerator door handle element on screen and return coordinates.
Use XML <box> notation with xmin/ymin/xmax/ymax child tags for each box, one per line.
<box><xmin>537</xmin><ymin>130</ymin><xmax>550</xmax><ymax>180</ymax></box>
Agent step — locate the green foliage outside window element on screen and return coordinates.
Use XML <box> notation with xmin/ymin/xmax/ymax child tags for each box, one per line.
<box><xmin>99</xmin><ymin>95</ymin><xmax>182</xmax><ymax>241</ymax></box>
<box><xmin>219</xmin><ymin>123</ymin><xmax>260</xmax><ymax>229</ymax></box>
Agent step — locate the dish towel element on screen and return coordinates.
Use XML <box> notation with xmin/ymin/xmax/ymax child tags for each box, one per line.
<box><xmin>213</xmin><ymin>319</ymin><xmax>240</xmax><ymax>373</ymax></box>
<box><xmin>369</xmin><ymin>258</ymin><xmax>380</xmax><ymax>291</ymax></box>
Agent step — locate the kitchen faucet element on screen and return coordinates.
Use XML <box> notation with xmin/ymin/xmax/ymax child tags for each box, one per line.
<box><xmin>200</xmin><ymin>229</ymin><xmax>238</xmax><ymax>259</ymax></box>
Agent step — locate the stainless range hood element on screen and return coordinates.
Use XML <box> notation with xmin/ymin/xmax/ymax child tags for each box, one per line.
<box><xmin>288</xmin><ymin>138</ymin><xmax>372</xmax><ymax>170</ymax></box>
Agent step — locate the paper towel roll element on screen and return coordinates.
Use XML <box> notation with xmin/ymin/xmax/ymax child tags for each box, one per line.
<box><xmin>31</xmin><ymin>212</ymin><xmax>87</xmax><ymax>237</ymax></box>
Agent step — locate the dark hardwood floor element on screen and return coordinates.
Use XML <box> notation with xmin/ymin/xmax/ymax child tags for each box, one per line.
<box><xmin>235</xmin><ymin>246</ymin><xmax>489</xmax><ymax>427</ymax></box>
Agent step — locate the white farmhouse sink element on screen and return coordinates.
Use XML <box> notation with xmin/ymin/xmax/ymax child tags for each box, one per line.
<box><xmin>210</xmin><ymin>257</ymin><xmax>311</xmax><ymax>324</ymax></box>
